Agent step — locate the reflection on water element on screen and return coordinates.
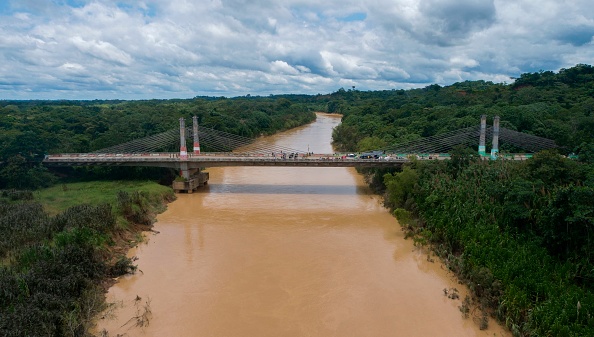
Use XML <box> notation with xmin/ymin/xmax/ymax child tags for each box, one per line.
<box><xmin>95</xmin><ymin>113</ymin><xmax>509</xmax><ymax>337</ymax></box>
<box><xmin>200</xmin><ymin>183</ymin><xmax>367</xmax><ymax>195</ymax></box>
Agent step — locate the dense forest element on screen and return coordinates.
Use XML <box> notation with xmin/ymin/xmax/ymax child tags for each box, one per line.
<box><xmin>1</xmin><ymin>64</ymin><xmax>593</xmax><ymax>336</ymax></box>
<box><xmin>330</xmin><ymin>64</ymin><xmax>594</xmax><ymax>336</ymax></box>
<box><xmin>0</xmin><ymin>96</ymin><xmax>318</xmax><ymax>189</ymax></box>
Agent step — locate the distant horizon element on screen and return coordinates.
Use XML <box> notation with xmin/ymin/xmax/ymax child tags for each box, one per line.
<box><xmin>1</xmin><ymin>62</ymin><xmax>590</xmax><ymax>102</ymax></box>
<box><xmin>0</xmin><ymin>73</ymin><xmax>518</xmax><ymax>101</ymax></box>
<box><xmin>1</xmin><ymin>0</ymin><xmax>593</xmax><ymax>100</ymax></box>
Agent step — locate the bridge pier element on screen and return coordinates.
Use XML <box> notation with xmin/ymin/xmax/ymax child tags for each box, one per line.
<box><xmin>179</xmin><ymin>161</ymin><xmax>191</xmax><ymax>180</ymax></box>
<box><xmin>173</xmin><ymin>164</ymin><xmax>209</xmax><ymax>193</ymax></box>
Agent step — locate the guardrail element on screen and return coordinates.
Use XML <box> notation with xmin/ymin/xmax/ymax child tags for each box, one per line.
<box><xmin>43</xmin><ymin>153</ymin><xmax>411</xmax><ymax>169</ymax></box>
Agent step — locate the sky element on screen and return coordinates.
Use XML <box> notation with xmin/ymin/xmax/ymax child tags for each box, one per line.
<box><xmin>0</xmin><ymin>0</ymin><xmax>593</xmax><ymax>100</ymax></box>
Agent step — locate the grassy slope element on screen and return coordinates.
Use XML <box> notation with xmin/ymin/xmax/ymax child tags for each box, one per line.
<box><xmin>36</xmin><ymin>180</ymin><xmax>174</xmax><ymax>215</ymax></box>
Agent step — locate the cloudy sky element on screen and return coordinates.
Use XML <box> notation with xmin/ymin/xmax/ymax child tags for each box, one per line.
<box><xmin>0</xmin><ymin>0</ymin><xmax>593</xmax><ymax>100</ymax></box>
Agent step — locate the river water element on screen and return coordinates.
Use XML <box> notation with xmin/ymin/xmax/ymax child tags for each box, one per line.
<box><xmin>96</xmin><ymin>113</ymin><xmax>509</xmax><ymax>336</ymax></box>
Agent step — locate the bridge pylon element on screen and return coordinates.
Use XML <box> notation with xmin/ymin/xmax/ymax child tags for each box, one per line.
<box><xmin>491</xmin><ymin>116</ymin><xmax>500</xmax><ymax>159</ymax></box>
<box><xmin>179</xmin><ymin>117</ymin><xmax>188</xmax><ymax>160</ymax></box>
<box><xmin>193</xmin><ymin>116</ymin><xmax>201</xmax><ymax>155</ymax></box>
<box><xmin>478</xmin><ymin>115</ymin><xmax>487</xmax><ymax>156</ymax></box>
<box><xmin>175</xmin><ymin>116</ymin><xmax>209</xmax><ymax>192</ymax></box>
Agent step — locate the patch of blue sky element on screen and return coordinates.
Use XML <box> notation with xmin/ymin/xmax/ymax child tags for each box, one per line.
<box><xmin>0</xmin><ymin>0</ymin><xmax>85</xmax><ymax>15</ymax></box>
<box><xmin>290</xmin><ymin>6</ymin><xmax>320</xmax><ymax>21</ymax></box>
<box><xmin>0</xmin><ymin>1</ymin><xmax>12</xmax><ymax>15</ymax></box>
<box><xmin>116</xmin><ymin>2</ymin><xmax>134</xmax><ymax>12</ymax></box>
<box><xmin>144</xmin><ymin>3</ymin><xmax>157</xmax><ymax>17</ymax></box>
<box><xmin>62</xmin><ymin>0</ymin><xmax>86</xmax><ymax>8</ymax></box>
<box><xmin>338</xmin><ymin>12</ymin><xmax>366</xmax><ymax>22</ymax></box>
<box><xmin>116</xmin><ymin>2</ymin><xmax>157</xmax><ymax>17</ymax></box>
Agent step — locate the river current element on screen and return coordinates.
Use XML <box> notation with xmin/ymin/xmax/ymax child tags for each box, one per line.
<box><xmin>95</xmin><ymin>113</ymin><xmax>509</xmax><ymax>336</ymax></box>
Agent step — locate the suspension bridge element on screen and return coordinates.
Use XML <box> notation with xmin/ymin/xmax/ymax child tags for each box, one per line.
<box><xmin>43</xmin><ymin>115</ymin><xmax>558</xmax><ymax>192</ymax></box>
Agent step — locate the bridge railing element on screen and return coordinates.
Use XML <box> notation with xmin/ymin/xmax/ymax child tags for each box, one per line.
<box><xmin>43</xmin><ymin>153</ymin><xmax>414</xmax><ymax>165</ymax></box>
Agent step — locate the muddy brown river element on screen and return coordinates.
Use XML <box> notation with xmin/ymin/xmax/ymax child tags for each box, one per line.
<box><xmin>95</xmin><ymin>113</ymin><xmax>509</xmax><ymax>336</ymax></box>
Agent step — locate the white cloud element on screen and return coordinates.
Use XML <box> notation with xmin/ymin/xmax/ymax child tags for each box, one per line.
<box><xmin>450</xmin><ymin>56</ymin><xmax>479</xmax><ymax>69</ymax></box>
<box><xmin>70</xmin><ymin>36</ymin><xmax>133</xmax><ymax>66</ymax></box>
<box><xmin>59</xmin><ymin>63</ymin><xmax>85</xmax><ymax>72</ymax></box>
<box><xmin>270</xmin><ymin>60</ymin><xmax>300</xmax><ymax>75</ymax></box>
<box><xmin>0</xmin><ymin>0</ymin><xmax>592</xmax><ymax>99</ymax></box>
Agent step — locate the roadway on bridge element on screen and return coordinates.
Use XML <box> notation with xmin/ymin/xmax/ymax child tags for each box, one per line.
<box><xmin>43</xmin><ymin>153</ymin><xmax>412</xmax><ymax>168</ymax></box>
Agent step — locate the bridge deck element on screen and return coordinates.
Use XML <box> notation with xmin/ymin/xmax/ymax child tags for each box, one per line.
<box><xmin>43</xmin><ymin>153</ymin><xmax>411</xmax><ymax>168</ymax></box>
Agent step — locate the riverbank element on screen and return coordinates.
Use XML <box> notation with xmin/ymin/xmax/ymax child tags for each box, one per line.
<box><xmin>0</xmin><ymin>181</ymin><xmax>174</xmax><ymax>336</ymax></box>
<box><xmin>382</xmin><ymin>155</ymin><xmax>594</xmax><ymax>336</ymax></box>
<box><xmin>355</xmin><ymin>165</ymin><xmax>509</xmax><ymax>333</ymax></box>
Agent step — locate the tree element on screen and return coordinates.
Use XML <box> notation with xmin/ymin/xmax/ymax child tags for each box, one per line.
<box><xmin>448</xmin><ymin>145</ymin><xmax>478</xmax><ymax>177</ymax></box>
<box><xmin>357</xmin><ymin>136</ymin><xmax>387</xmax><ymax>152</ymax></box>
<box><xmin>384</xmin><ymin>166</ymin><xmax>419</xmax><ymax>209</ymax></box>
<box><xmin>0</xmin><ymin>155</ymin><xmax>29</xmax><ymax>189</ymax></box>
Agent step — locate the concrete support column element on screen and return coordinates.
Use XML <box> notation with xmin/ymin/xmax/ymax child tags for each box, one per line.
<box><xmin>179</xmin><ymin>161</ymin><xmax>190</xmax><ymax>180</ymax></box>
<box><xmin>478</xmin><ymin>115</ymin><xmax>487</xmax><ymax>156</ymax></box>
<box><xmin>179</xmin><ymin>117</ymin><xmax>188</xmax><ymax>159</ymax></box>
<box><xmin>491</xmin><ymin>116</ymin><xmax>500</xmax><ymax>159</ymax></box>
<box><xmin>192</xmin><ymin>116</ymin><xmax>201</xmax><ymax>155</ymax></box>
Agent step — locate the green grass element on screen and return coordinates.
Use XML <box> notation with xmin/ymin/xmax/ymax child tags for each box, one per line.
<box><xmin>35</xmin><ymin>180</ymin><xmax>174</xmax><ymax>215</ymax></box>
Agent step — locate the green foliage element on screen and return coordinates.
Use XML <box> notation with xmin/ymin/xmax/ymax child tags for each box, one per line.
<box><xmin>117</xmin><ymin>190</ymin><xmax>153</xmax><ymax>226</ymax></box>
<box><xmin>1</xmin><ymin>189</ymin><xmax>33</xmax><ymax>201</ymax></box>
<box><xmin>0</xmin><ymin>185</ymin><xmax>172</xmax><ymax>336</ymax></box>
<box><xmin>384</xmin><ymin>166</ymin><xmax>419</xmax><ymax>209</ymax></box>
<box><xmin>393</xmin><ymin>208</ymin><xmax>413</xmax><ymax>225</ymax></box>
<box><xmin>35</xmin><ymin>180</ymin><xmax>174</xmax><ymax>215</ymax></box>
<box><xmin>0</xmin><ymin>201</ymin><xmax>51</xmax><ymax>257</ymax></box>
<box><xmin>331</xmin><ymin>124</ymin><xmax>360</xmax><ymax>151</ymax></box>
<box><xmin>576</xmin><ymin>142</ymin><xmax>594</xmax><ymax>164</ymax></box>
<box><xmin>357</xmin><ymin>136</ymin><xmax>387</xmax><ymax>152</ymax></box>
<box><xmin>524</xmin><ymin>150</ymin><xmax>583</xmax><ymax>186</ymax></box>
<box><xmin>0</xmin><ymin>155</ymin><xmax>56</xmax><ymax>190</ymax></box>
<box><xmin>0</xmin><ymin>242</ymin><xmax>107</xmax><ymax>336</ymax></box>
<box><xmin>327</xmin><ymin>64</ymin><xmax>594</xmax><ymax>335</ymax></box>
<box><xmin>108</xmin><ymin>255</ymin><xmax>137</xmax><ymax>277</ymax></box>
<box><xmin>401</xmin><ymin>158</ymin><xmax>594</xmax><ymax>335</ymax></box>
<box><xmin>448</xmin><ymin>145</ymin><xmax>479</xmax><ymax>177</ymax></box>
<box><xmin>52</xmin><ymin>203</ymin><xmax>116</xmax><ymax>233</ymax></box>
